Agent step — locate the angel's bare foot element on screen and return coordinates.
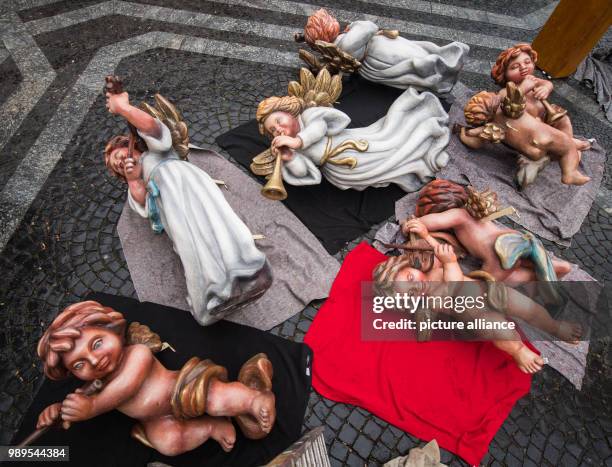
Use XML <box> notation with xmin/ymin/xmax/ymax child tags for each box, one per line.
<box><xmin>512</xmin><ymin>345</ymin><xmax>545</xmax><ymax>374</ymax></box>
<box><xmin>561</xmin><ymin>171</ymin><xmax>590</xmax><ymax>186</ymax></box>
<box><xmin>209</xmin><ymin>417</ymin><xmax>236</xmax><ymax>452</ymax></box>
<box><xmin>573</xmin><ymin>138</ymin><xmax>591</xmax><ymax>151</ymax></box>
<box><xmin>555</xmin><ymin>321</ymin><xmax>582</xmax><ymax>344</ymax></box>
<box><xmin>250</xmin><ymin>391</ymin><xmax>276</xmax><ymax>433</ymax></box>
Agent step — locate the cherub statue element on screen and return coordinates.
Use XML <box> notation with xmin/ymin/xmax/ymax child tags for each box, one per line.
<box><xmin>456</xmin><ymin>43</ymin><xmax>591</xmax><ymax>187</ymax></box>
<box><xmin>295</xmin><ymin>9</ymin><xmax>469</xmax><ymax>94</ymax></box>
<box><xmin>400</xmin><ymin>180</ymin><xmax>573</xmax><ymax>283</ymax></box>
<box><xmin>457</xmin><ymin>84</ymin><xmax>590</xmax><ymax>186</ymax></box>
<box><xmin>373</xmin><ymin>237</ymin><xmax>575</xmax><ymax>374</ymax></box>
<box><xmin>103</xmin><ymin>77</ymin><xmax>271</xmax><ymax>325</ymax></box>
<box><xmin>34</xmin><ymin>301</ymin><xmax>276</xmax><ymax>455</ymax></box>
<box><xmin>251</xmin><ymin>68</ymin><xmax>451</xmax><ymax>198</ymax></box>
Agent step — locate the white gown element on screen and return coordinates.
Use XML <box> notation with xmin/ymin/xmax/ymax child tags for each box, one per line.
<box><xmin>281</xmin><ymin>87</ymin><xmax>450</xmax><ymax>192</ymax></box>
<box><xmin>127</xmin><ymin>121</ymin><xmax>266</xmax><ymax>325</ymax></box>
<box><xmin>334</xmin><ymin>20</ymin><xmax>469</xmax><ymax>94</ymax></box>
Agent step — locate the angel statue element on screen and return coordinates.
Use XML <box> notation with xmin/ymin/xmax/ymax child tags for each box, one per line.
<box><xmin>103</xmin><ymin>76</ymin><xmax>271</xmax><ymax>326</ymax></box>
<box><xmin>251</xmin><ymin>68</ymin><xmax>451</xmax><ymax>199</ymax></box>
<box><xmin>294</xmin><ymin>8</ymin><xmax>469</xmax><ymax>94</ymax></box>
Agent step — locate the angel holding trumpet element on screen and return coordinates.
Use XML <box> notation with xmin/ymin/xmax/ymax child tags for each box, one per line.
<box><xmin>252</xmin><ymin>68</ymin><xmax>452</xmax><ymax>199</ymax></box>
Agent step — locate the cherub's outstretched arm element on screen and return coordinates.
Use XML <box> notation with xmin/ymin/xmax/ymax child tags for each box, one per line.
<box><xmin>402</xmin><ymin>210</ymin><xmax>470</xmax><ymax>237</ymax></box>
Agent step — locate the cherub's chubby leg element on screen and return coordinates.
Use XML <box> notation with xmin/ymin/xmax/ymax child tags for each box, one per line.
<box><xmin>206</xmin><ymin>380</ymin><xmax>276</xmax><ymax>434</ymax></box>
<box><xmin>541</xmin><ymin>131</ymin><xmax>590</xmax><ymax>185</ymax></box>
<box><xmin>460</xmin><ymin>307</ymin><xmax>544</xmax><ymax>373</ymax></box>
<box><xmin>504</xmin><ymin>287</ymin><xmax>582</xmax><ymax>344</ymax></box>
<box><xmin>558</xmin><ymin>150</ymin><xmax>590</xmax><ymax>185</ymax></box>
<box><xmin>551</xmin><ymin>115</ymin><xmax>591</xmax><ymax>151</ymax></box>
<box><xmin>135</xmin><ymin>415</ymin><xmax>236</xmax><ymax>456</ymax></box>
<box><xmin>495</xmin><ymin>340</ymin><xmax>545</xmax><ymax>374</ymax></box>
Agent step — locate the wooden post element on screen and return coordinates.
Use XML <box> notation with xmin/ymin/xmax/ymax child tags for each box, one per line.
<box><xmin>532</xmin><ymin>0</ymin><xmax>612</xmax><ymax>78</ymax></box>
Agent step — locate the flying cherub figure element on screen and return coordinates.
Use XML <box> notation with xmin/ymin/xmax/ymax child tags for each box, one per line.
<box><xmin>491</xmin><ymin>43</ymin><xmax>589</xmax><ymax>152</ymax></box>
<box><xmin>456</xmin><ymin>43</ymin><xmax>592</xmax><ymax>187</ymax></box>
<box><xmin>374</xmin><ymin>239</ymin><xmax>563</xmax><ymax>374</ymax></box>
<box><xmin>457</xmin><ymin>85</ymin><xmax>590</xmax><ymax>186</ymax></box>
<box><xmin>401</xmin><ymin>180</ymin><xmax>572</xmax><ymax>282</ymax></box>
<box><xmin>35</xmin><ymin>301</ymin><xmax>276</xmax><ymax>456</ymax></box>
<box><xmin>396</xmin><ymin>180</ymin><xmax>582</xmax><ymax>344</ymax></box>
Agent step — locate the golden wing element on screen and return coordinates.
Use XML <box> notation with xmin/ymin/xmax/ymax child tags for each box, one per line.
<box><xmin>126</xmin><ymin>322</ymin><xmax>163</xmax><ymax>353</ymax></box>
<box><xmin>250</xmin><ymin>148</ymin><xmax>276</xmax><ymax>178</ymax></box>
<box><xmin>502</xmin><ymin>82</ymin><xmax>526</xmax><ymax>119</ymax></box>
<box><xmin>287</xmin><ymin>67</ymin><xmax>342</xmax><ymax>109</ymax></box>
<box><xmin>140</xmin><ymin>94</ymin><xmax>190</xmax><ymax>160</ymax></box>
<box><xmin>298</xmin><ymin>40</ymin><xmax>361</xmax><ymax>75</ymax></box>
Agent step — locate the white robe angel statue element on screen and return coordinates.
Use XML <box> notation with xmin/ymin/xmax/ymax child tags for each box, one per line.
<box><xmin>104</xmin><ymin>83</ymin><xmax>270</xmax><ymax>326</ymax></box>
<box><xmin>297</xmin><ymin>9</ymin><xmax>469</xmax><ymax>94</ymax></box>
<box><xmin>253</xmin><ymin>68</ymin><xmax>450</xmax><ymax>194</ymax></box>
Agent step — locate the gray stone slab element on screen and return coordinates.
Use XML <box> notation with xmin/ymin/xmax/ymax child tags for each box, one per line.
<box><xmin>180</xmin><ymin>36</ymin><xmax>212</xmax><ymax>55</ymax></box>
<box><xmin>431</xmin><ymin>3</ymin><xmax>489</xmax><ymax>23</ymax></box>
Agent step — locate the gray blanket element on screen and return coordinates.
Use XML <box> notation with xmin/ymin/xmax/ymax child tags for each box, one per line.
<box><xmin>374</xmin><ymin>221</ymin><xmax>597</xmax><ymax>390</ymax></box>
<box><xmin>395</xmin><ymin>87</ymin><xmax>606</xmax><ymax>246</ymax></box>
<box><xmin>574</xmin><ymin>56</ymin><xmax>612</xmax><ymax>122</ymax></box>
<box><xmin>118</xmin><ymin>149</ymin><xmax>340</xmax><ymax>330</ymax></box>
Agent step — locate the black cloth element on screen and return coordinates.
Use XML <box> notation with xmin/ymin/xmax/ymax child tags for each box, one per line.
<box><xmin>11</xmin><ymin>293</ymin><xmax>312</xmax><ymax>467</ymax></box>
<box><xmin>216</xmin><ymin>75</ymin><xmax>452</xmax><ymax>254</ymax></box>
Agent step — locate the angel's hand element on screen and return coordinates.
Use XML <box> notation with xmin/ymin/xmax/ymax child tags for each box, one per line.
<box><xmin>532</xmin><ymin>80</ymin><xmax>553</xmax><ymax>100</ymax></box>
<box><xmin>434</xmin><ymin>244</ymin><xmax>457</xmax><ymax>264</ymax></box>
<box><xmin>519</xmin><ymin>75</ymin><xmax>538</xmax><ymax>92</ymax></box>
<box><xmin>272</xmin><ymin>135</ymin><xmax>302</xmax><ymax>150</ymax></box>
<box><xmin>60</xmin><ymin>392</ymin><xmax>95</xmax><ymax>424</ymax></box>
<box><xmin>124</xmin><ymin>158</ymin><xmax>142</xmax><ymax>181</ymax></box>
<box><xmin>36</xmin><ymin>403</ymin><xmax>62</xmax><ymax>430</ymax></box>
<box><xmin>401</xmin><ymin>218</ymin><xmax>429</xmax><ymax>239</ymax></box>
<box><xmin>106</xmin><ymin>91</ymin><xmax>129</xmax><ymax>115</ymax></box>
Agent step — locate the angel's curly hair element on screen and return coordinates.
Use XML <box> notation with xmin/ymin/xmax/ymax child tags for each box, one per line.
<box><xmin>304</xmin><ymin>8</ymin><xmax>340</xmax><ymax>46</ymax></box>
<box><xmin>464</xmin><ymin>91</ymin><xmax>501</xmax><ymax>126</ymax></box>
<box><xmin>256</xmin><ymin>96</ymin><xmax>304</xmax><ymax>137</ymax></box>
<box><xmin>491</xmin><ymin>43</ymin><xmax>538</xmax><ymax>86</ymax></box>
<box><xmin>37</xmin><ymin>301</ymin><xmax>127</xmax><ymax>380</ymax></box>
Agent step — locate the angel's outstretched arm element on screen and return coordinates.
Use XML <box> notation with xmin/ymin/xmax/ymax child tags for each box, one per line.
<box><xmin>106</xmin><ymin>92</ymin><xmax>161</xmax><ymax>138</ymax></box>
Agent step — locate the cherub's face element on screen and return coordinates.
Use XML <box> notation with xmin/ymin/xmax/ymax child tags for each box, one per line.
<box><xmin>264</xmin><ymin>111</ymin><xmax>300</xmax><ymax>138</ymax></box>
<box><xmin>396</xmin><ymin>266</ymin><xmax>427</xmax><ymax>282</ymax></box>
<box><xmin>61</xmin><ymin>327</ymin><xmax>123</xmax><ymax>381</ymax></box>
<box><xmin>505</xmin><ymin>52</ymin><xmax>534</xmax><ymax>84</ymax></box>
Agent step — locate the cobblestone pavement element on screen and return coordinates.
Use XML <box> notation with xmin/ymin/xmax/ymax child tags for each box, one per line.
<box><xmin>0</xmin><ymin>1</ymin><xmax>611</xmax><ymax>466</ymax></box>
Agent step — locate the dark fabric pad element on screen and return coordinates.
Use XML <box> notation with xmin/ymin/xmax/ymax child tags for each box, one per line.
<box><xmin>216</xmin><ymin>75</ymin><xmax>452</xmax><ymax>254</ymax></box>
<box><xmin>11</xmin><ymin>293</ymin><xmax>312</xmax><ymax>467</ymax></box>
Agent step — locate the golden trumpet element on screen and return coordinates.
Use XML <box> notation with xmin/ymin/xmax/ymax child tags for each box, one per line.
<box><xmin>541</xmin><ymin>99</ymin><xmax>567</xmax><ymax>125</ymax></box>
<box><xmin>261</xmin><ymin>149</ymin><xmax>287</xmax><ymax>201</ymax></box>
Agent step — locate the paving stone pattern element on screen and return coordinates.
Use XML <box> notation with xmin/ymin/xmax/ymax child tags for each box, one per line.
<box><xmin>0</xmin><ymin>1</ymin><xmax>610</xmax><ymax>466</ymax></box>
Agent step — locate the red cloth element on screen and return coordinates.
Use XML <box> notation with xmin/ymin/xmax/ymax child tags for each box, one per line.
<box><xmin>305</xmin><ymin>243</ymin><xmax>532</xmax><ymax>466</ymax></box>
